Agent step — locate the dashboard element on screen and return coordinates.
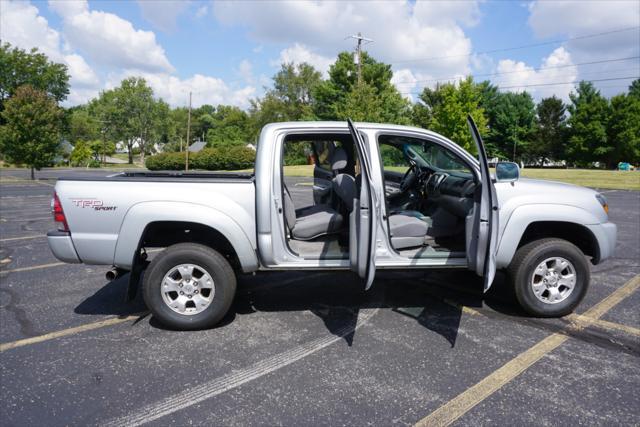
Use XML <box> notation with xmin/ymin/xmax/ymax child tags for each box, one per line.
<box><xmin>425</xmin><ymin>171</ymin><xmax>476</xmax><ymax>218</ymax></box>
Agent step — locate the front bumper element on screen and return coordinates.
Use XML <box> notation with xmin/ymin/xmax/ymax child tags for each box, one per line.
<box><xmin>586</xmin><ymin>221</ymin><xmax>617</xmax><ymax>264</ymax></box>
<box><xmin>47</xmin><ymin>231</ymin><xmax>81</xmax><ymax>263</ymax></box>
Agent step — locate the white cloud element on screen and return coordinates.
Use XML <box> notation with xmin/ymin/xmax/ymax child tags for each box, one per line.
<box><xmin>1</xmin><ymin>0</ymin><xmax>101</xmax><ymax>104</ymax></box>
<box><xmin>1</xmin><ymin>0</ymin><xmax>62</xmax><ymax>59</ymax></box>
<box><xmin>238</xmin><ymin>59</ymin><xmax>254</xmax><ymax>84</ymax></box>
<box><xmin>496</xmin><ymin>47</ymin><xmax>577</xmax><ymax>100</ymax></box>
<box><xmin>528</xmin><ymin>1</ymin><xmax>639</xmax><ymax>39</ymax></box>
<box><xmin>195</xmin><ymin>5</ymin><xmax>208</xmax><ymax>19</ymax></box>
<box><xmin>50</xmin><ymin>0</ymin><xmax>174</xmax><ymax>73</ymax></box>
<box><xmin>107</xmin><ymin>71</ymin><xmax>256</xmax><ymax>109</ymax></box>
<box><xmin>390</xmin><ymin>69</ymin><xmax>418</xmax><ymax>100</ymax></box>
<box><xmin>527</xmin><ymin>0</ymin><xmax>639</xmax><ymax>97</ymax></box>
<box><xmin>214</xmin><ymin>0</ymin><xmax>477</xmax><ymax>79</ymax></box>
<box><xmin>136</xmin><ymin>0</ymin><xmax>190</xmax><ymax>32</ymax></box>
<box><xmin>63</xmin><ymin>53</ymin><xmax>100</xmax><ymax>87</ymax></box>
<box><xmin>272</xmin><ymin>43</ymin><xmax>334</xmax><ymax>76</ymax></box>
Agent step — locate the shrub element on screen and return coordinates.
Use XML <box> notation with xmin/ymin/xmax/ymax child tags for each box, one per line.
<box><xmin>146</xmin><ymin>146</ymin><xmax>255</xmax><ymax>171</ymax></box>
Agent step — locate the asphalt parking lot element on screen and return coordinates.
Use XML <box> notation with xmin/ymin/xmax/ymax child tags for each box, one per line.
<box><xmin>1</xmin><ymin>168</ymin><xmax>639</xmax><ymax>426</ymax></box>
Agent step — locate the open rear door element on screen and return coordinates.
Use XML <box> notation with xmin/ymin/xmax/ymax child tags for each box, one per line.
<box><xmin>347</xmin><ymin>119</ymin><xmax>377</xmax><ymax>290</ymax></box>
<box><xmin>311</xmin><ymin>142</ymin><xmax>335</xmax><ymax>205</ymax></box>
<box><xmin>466</xmin><ymin>115</ymin><xmax>499</xmax><ymax>291</ymax></box>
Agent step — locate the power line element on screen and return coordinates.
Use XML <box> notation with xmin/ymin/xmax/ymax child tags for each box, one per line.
<box><xmin>399</xmin><ymin>76</ymin><xmax>639</xmax><ymax>95</ymax></box>
<box><xmin>497</xmin><ymin>76</ymin><xmax>638</xmax><ymax>90</ymax></box>
<box><xmin>392</xmin><ymin>56</ymin><xmax>640</xmax><ymax>86</ymax></box>
<box><xmin>389</xmin><ymin>26</ymin><xmax>640</xmax><ymax>64</ymax></box>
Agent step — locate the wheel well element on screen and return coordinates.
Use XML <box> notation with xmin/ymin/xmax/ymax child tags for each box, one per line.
<box><xmin>518</xmin><ymin>221</ymin><xmax>600</xmax><ymax>264</ymax></box>
<box><xmin>139</xmin><ymin>221</ymin><xmax>241</xmax><ymax>270</ymax></box>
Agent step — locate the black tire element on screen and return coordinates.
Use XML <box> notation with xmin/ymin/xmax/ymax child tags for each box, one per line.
<box><xmin>507</xmin><ymin>238</ymin><xmax>590</xmax><ymax>317</ymax></box>
<box><xmin>142</xmin><ymin>243</ymin><xmax>236</xmax><ymax>330</ymax></box>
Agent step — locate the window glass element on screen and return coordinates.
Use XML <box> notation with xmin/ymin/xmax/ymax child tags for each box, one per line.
<box><xmin>419</xmin><ymin>143</ymin><xmax>472</xmax><ymax>175</ymax></box>
<box><xmin>378</xmin><ymin>135</ymin><xmax>473</xmax><ymax>178</ymax></box>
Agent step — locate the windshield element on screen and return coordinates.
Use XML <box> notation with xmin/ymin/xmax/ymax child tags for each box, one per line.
<box><xmin>406</xmin><ymin>143</ymin><xmax>473</xmax><ymax>178</ymax></box>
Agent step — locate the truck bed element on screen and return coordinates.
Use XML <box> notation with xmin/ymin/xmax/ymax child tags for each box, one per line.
<box><xmin>58</xmin><ymin>171</ymin><xmax>255</xmax><ymax>183</ymax></box>
<box><xmin>54</xmin><ymin>172</ymin><xmax>257</xmax><ymax>268</ymax></box>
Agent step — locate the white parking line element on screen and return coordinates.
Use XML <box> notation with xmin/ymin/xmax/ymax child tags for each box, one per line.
<box><xmin>0</xmin><ymin>195</ymin><xmax>50</xmax><ymax>199</ymax></box>
<box><xmin>0</xmin><ymin>262</ymin><xmax>65</xmax><ymax>274</ymax></box>
<box><xmin>0</xmin><ymin>235</ymin><xmax>45</xmax><ymax>242</ymax></box>
<box><xmin>102</xmin><ymin>307</ymin><xmax>379</xmax><ymax>427</ymax></box>
<box><xmin>0</xmin><ymin>216</ymin><xmax>51</xmax><ymax>222</ymax></box>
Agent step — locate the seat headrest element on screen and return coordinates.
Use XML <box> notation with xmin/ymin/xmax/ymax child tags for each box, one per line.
<box><xmin>331</xmin><ymin>148</ymin><xmax>348</xmax><ymax>171</ymax></box>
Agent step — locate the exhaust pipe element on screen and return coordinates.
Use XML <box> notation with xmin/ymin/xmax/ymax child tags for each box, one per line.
<box><xmin>106</xmin><ymin>268</ymin><xmax>121</xmax><ymax>281</ymax></box>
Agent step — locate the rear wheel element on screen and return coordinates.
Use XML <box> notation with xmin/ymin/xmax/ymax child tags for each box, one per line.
<box><xmin>142</xmin><ymin>243</ymin><xmax>236</xmax><ymax>330</ymax></box>
<box><xmin>507</xmin><ymin>238</ymin><xmax>590</xmax><ymax>317</ymax></box>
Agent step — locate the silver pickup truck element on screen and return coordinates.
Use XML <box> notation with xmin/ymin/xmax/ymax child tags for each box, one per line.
<box><xmin>48</xmin><ymin>118</ymin><xmax>617</xmax><ymax>330</ymax></box>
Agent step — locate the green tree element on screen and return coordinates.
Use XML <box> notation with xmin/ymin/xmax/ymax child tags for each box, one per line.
<box><xmin>90</xmin><ymin>77</ymin><xmax>163</xmax><ymax>164</ymax></box>
<box><xmin>249</xmin><ymin>62</ymin><xmax>323</xmax><ymax>139</ymax></box>
<box><xmin>628</xmin><ymin>79</ymin><xmax>640</xmax><ymax>100</ymax></box>
<box><xmin>0</xmin><ymin>85</ymin><xmax>62</xmax><ymax>179</ymax></box>
<box><xmin>206</xmin><ymin>105</ymin><xmax>250</xmax><ymax>148</ymax></box>
<box><xmin>70</xmin><ymin>140</ymin><xmax>92</xmax><ymax>166</ymax></box>
<box><xmin>89</xmin><ymin>139</ymin><xmax>116</xmax><ymax>162</ymax></box>
<box><xmin>334</xmin><ymin>83</ymin><xmax>384</xmax><ymax>122</ymax></box>
<box><xmin>533</xmin><ymin>96</ymin><xmax>567</xmax><ymax>163</ymax></box>
<box><xmin>414</xmin><ymin>77</ymin><xmax>488</xmax><ymax>153</ymax></box>
<box><xmin>487</xmin><ymin>91</ymin><xmax>536</xmax><ymax>161</ymax></box>
<box><xmin>607</xmin><ymin>86</ymin><xmax>640</xmax><ymax>166</ymax></box>
<box><xmin>68</xmin><ymin>108</ymin><xmax>100</xmax><ymax>144</ymax></box>
<box><xmin>314</xmin><ymin>51</ymin><xmax>410</xmax><ymax>123</ymax></box>
<box><xmin>566</xmin><ymin>81</ymin><xmax>610</xmax><ymax>167</ymax></box>
<box><xmin>0</xmin><ymin>43</ymin><xmax>70</xmax><ymax>112</ymax></box>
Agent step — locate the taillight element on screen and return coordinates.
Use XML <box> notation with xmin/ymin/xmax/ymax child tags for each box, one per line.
<box><xmin>51</xmin><ymin>191</ymin><xmax>69</xmax><ymax>232</ymax></box>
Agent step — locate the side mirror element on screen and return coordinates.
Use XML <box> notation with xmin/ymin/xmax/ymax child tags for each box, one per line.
<box><xmin>495</xmin><ymin>161</ymin><xmax>520</xmax><ymax>182</ymax></box>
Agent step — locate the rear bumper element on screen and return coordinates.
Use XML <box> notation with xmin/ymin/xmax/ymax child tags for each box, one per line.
<box><xmin>587</xmin><ymin>222</ymin><xmax>617</xmax><ymax>264</ymax></box>
<box><xmin>47</xmin><ymin>231</ymin><xmax>81</xmax><ymax>263</ymax></box>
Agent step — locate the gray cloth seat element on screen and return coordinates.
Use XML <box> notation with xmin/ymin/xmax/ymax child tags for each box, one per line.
<box><xmin>389</xmin><ymin>213</ymin><xmax>429</xmax><ymax>249</ymax></box>
<box><xmin>282</xmin><ymin>148</ymin><xmax>353</xmax><ymax>241</ymax></box>
<box><xmin>284</xmin><ymin>187</ymin><xmax>344</xmax><ymax>240</ymax></box>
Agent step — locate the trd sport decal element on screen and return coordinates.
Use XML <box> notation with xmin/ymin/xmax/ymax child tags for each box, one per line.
<box><xmin>70</xmin><ymin>199</ymin><xmax>117</xmax><ymax>211</ymax></box>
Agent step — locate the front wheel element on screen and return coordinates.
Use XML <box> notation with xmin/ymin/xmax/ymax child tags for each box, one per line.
<box><xmin>142</xmin><ymin>243</ymin><xmax>236</xmax><ymax>330</ymax></box>
<box><xmin>507</xmin><ymin>238</ymin><xmax>590</xmax><ymax>317</ymax></box>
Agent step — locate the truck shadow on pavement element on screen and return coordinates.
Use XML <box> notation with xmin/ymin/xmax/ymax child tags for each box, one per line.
<box><xmin>72</xmin><ymin>269</ymin><xmax>639</xmax><ymax>356</ymax></box>
<box><xmin>74</xmin><ymin>269</ymin><xmax>580</xmax><ymax>349</ymax></box>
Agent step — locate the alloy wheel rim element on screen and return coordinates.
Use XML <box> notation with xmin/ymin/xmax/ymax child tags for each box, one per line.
<box><xmin>161</xmin><ymin>263</ymin><xmax>215</xmax><ymax>315</ymax></box>
<box><xmin>531</xmin><ymin>256</ymin><xmax>576</xmax><ymax>304</ymax></box>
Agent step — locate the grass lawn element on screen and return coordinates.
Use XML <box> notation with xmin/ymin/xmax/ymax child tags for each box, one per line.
<box><xmin>519</xmin><ymin>169</ymin><xmax>639</xmax><ymax>190</ymax></box>
<box><xmin>280</xmin><ymin>165</ymin><xmax>639</xmax><ymax>190</ymax></box>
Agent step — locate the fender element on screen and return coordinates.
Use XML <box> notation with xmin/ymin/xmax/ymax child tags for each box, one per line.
<box><xmin>113</xmin><ymin>201</ymin><xmax>259</xmax><ymax>272</ymax></box>
<box><xmin>495</xmin><ymin>204</ymin><xmax>602</xmax><ymax>269</ymax></box>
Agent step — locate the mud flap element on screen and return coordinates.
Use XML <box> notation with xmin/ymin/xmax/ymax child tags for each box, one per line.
<box><xmin>125</xmin><ymin>248</ymin><xmax>149</xmax><ymax>302</ymax></box>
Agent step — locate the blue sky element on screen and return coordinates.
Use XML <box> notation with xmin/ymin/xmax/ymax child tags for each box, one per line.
<box><xmin>2</xmin><ymin>0</ymin><xmax>638</xmax><ymax>108</ymax></box>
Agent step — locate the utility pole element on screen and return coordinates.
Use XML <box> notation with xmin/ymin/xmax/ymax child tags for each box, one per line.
<box><xmin>185</xmin><ymin>91</ymin><xmax>192</xmax><ymax>171</ymax></box>
<box><xmin>348</xmin><ymin>32</ymin><xmax>373</xmax><ymax>85</ymax></box>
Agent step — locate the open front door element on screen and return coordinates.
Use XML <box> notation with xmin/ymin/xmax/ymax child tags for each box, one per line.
<box><xmin>466</xmin><ymin>115</ymin><xmax>499</xmax><ymax>291</ymax></box>
<box><xmin>347</xmin><ymin>119</ymin><xmax>377</xmax><ymax>290</ymax></box>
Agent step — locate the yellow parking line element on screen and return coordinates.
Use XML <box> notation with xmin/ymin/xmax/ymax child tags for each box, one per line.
<box><xmin>0</xmin><ymin>313</ymin><xmax>146</xmax><ymax>352</ymax></box>
<box><xmin>0</xmin><ymin>262</ymin><xmax>65</xmax><ymax>274</ymax></box>
<box><xmin>0</xmin><ymin>235</ymin><xmax>45</xmax><ymax>242</ymax></box>
<box><xmin>568</xmin><ymin>313</ymin><xmax>640</xmax><ymax>337</ymax></box>
<box><xmin>414</xmin><ymin>274</ymin><xmax>640</xmax><ymax>427</ymax></box>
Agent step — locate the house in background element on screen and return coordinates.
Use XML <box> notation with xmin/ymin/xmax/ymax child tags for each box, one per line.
<box><xmin>188</xmin><ymin>140</ymin><xmax>207</xmax><ymax>153</ymax></box>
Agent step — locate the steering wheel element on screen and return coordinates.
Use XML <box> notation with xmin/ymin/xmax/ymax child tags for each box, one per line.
<box><xmin>399</xmin><ymin>162</ymin><xmax>418</xmax><ymax>192</ymax></box>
